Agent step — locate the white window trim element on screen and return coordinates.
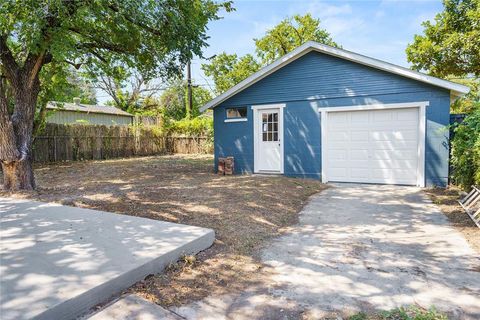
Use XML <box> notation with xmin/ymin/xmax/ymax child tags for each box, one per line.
<box><xmin>251</xmin><ymin>103</ymin><xmax>287</xmax><ymax>110</ymax></box>
<box><xmin>252</xmin><ymin>103</ymin><xmax>285</xmax><ymax>174</ymax></box>
<box><xmin>224</xmin><ymin>118</ymin><xmax>248</xmax><ymax>123</ymax></box>
<box><xmin>319</xmin><ymin>101</ymin><xmax>429</xmax><ymax>187</ymax></box>
<box><xmin>317</xmin><ymin>101</ymin><xmax>429</xmax><ymax>113</ymax></box>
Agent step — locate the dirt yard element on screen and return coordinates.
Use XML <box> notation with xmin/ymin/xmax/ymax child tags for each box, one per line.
<box><xmin>0</xmin><ymin>155</ymin><xmax>326</xmax><ymax>307</ymax></box>
<box><xmin>425</xmin><ymin>187</ymin><xmax>480</xmax><ymax>253</ymax></box>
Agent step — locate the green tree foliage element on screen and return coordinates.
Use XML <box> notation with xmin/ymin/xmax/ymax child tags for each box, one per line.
<box><xmin>451</xmin><ymin>78</ymin><xmax>480</xmax><ymax>114</ymax></box>
<box><xmin>202</xmin><ymin>14</ymin><xmax>338</xmax><ymax>94</ymax></box>
<box><xmin>86</xmin><ymin>69</ymin><xmax>167</xmax><ymax>113</ymax></box>
<box><xmin>450</xmin><ymin>107</ymin><xmax>480</xmax><ymax>188</ymax></box>
<box><xmin>255</xmin><ymin>13</ymin><xmax>338</xmax><ymax>65</ymax></box>
<box><xmin>201</xmin><ymin>53</ymin><xmax>260</xmax><ymax>95</ymax></box>
<box><xmin>139</xmin><ymin>79</ymin><xmax>212</xmax><ymax>120</ymax></box>
<box><xmin>406</xmin><ymin>0</ymin><xmax>480</xmax><ymax>78</ymax></box>
<box><xmin>0</xmin><ymin>0</ymin><xmax>231</xmax><ymax>190</ymax></box>
<box><xmin>165</xmin><ymin>116</ymin><xmax>213</xmax><ymax>137</ymax></box>
<box><xmin>41</xmin><ymin>66</ymin><xmax>96</xmax><ymax>106</ymax></box>
<box><xmin>35</xmin><ymin>64</ymin><xmax>97</xmax><ymax>133</ymax></box>
<box><xmin>406</xmin><ymin>0</ymin><xmax>480</xmax><ymax>188</ymax></box>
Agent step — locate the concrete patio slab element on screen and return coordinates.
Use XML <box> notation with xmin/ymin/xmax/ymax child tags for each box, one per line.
<box><xmin>0</xmin><ymin>198</ymin><xmax>214</xmax><ymax>320</ymax></box>
<box><xmin>87</xmin><ymin>294</ymin><xmax>182</xmax><ymax>320</ymax></box>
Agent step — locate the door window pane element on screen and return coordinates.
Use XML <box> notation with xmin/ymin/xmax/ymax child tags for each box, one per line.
<box><xmin>261</xmin><ymin>111</ymin><xmax>279</xmax><ymax>142</ymax></box>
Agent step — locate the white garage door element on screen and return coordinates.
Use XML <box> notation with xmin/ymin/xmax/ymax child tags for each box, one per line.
<box><xmin>326</xmin><ymin>108</ymin><xmax>419</xmax><ymax>185</ymax></box>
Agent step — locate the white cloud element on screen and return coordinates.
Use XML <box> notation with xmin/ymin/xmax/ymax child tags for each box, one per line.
<box><xmin>284</xmin><ymin>0</ymin><xmax>364</xmax><ymax>37</ymax></box>
<box><xmin>321</xmin><ymin>16</ymin><xmax>365</xmax><ymax>37</ymax></box>
<box><xmin>305</xmin><ymin>2</ymin><xmax>353</xmax><ymax>17</ymax></box>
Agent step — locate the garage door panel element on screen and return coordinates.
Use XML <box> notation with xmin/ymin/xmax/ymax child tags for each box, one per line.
<box><xmin>329</xmin><ymin>167</ymin><xmax>347</xmax><ymax>178</ymax></box>
<box><xmin>397</xmin><ymin>109</ymin><xmax>419</xmax><ymax>121</ymax></box>
<box><xmin>327</xmin><ymin>149</ymin><xmax>347</xmax><ymax>160</ymax></box>
<box><xmin>329</xmin><ymin>132</ymin><xmax>349</xmax><ymax>141</ymax></box>
<box><xmin>350</xmin><ymin>149</ymin><xmax>369</xmax><ymax>160</ymax></box>
<box><xmin>372</xmin><ymin>110</ymin><xmax>395</xmax><ymax>122</ymax></box>
<box><xmin>351</xmin><ymin>131</ymin><xmax>369</xmax><ymax>141</ymax></box>
<box><xmin>350</xmin><ymin>112</ymin><xmax>369</xmax><ymax>123</ymax></box>
<box><xmin>326</xmin><ymin>107</ymin><xmax>419</xmax><ymax>186</ymax></box>
<box><xmin>349</xmin><ymin>160</ymin><xmax>369</xmax><ymax>168</ymax></box>
<box><xmin>370</xmin><ymin>140</ymin><xmax>418</xmax><ymax>150</ymax></box>
<box><xmin>372</xmin><ymin>168</ymin><xmax>417</xmax><ymax>180</ymax></box>
<box><xmin>370</xmin><ymin>130</ymin><xmax>418</xmax><ymax>141</ymax></box>
<box><xmin>329</xmin><ymin>112</ymin><xmax>348</xmax><ymax>123</ymax></box>
<box><xmin>369</xmin><ymin>160</ymin><xmax>417</xmax><ymax>169</ymax></box>
<box><xmin>372</xmin><ymin>149</ymin><xmax>417</xmax><ymax>160</ymax></box>
<box><xmin>350</xmin><ymin>168</ymin><xmax>369</xmax><ymax>178</ymax></box>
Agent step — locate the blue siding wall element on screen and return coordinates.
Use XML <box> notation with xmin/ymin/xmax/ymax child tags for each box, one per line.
<box><xmin>214</xmin><ymin>51</ymin><xmax>451</xmax><ymax>186</ymax></box>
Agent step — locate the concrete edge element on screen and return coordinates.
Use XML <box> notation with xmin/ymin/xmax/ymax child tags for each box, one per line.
<box><xmin>34</xmin><ymin>229</ymin><xmax>215</xmax><ymax>320</ymax></box>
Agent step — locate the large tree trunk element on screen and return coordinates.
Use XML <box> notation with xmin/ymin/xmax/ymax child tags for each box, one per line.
<box><xmin>0</xmin><ymin>78</ymin><xmax>39</xmax><ymax>191</ymax></box>
<box><xmin>1</xmin><ymin>33</ymin><xmax>51</xmax><ymax>191</ymax></box>
<box><xmin>1</xmin><ymin>160</ymin><xmax>35</xmax><ymax>190</ymax></box>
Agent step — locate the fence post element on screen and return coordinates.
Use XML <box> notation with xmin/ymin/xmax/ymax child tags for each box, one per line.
<box><xmin>53</xmin><ymin>136</ymin><xmax>57</xmax><ymax>162</ymax></box>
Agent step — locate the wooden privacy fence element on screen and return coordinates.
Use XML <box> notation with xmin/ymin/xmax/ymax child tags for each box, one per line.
<box><xmin>32</xmin><ymin>124</ymin><xmax>212</xmax><ymax>163</ymax></box>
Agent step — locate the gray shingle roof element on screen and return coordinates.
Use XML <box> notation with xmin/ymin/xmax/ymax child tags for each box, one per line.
<box><xmin>47</xmin><ymin>102</ymin><xmax>133</xmax><ymax>117</ymax></box>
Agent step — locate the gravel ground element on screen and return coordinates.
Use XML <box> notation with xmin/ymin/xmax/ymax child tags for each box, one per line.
<box><xmin>0</xmin><ymin>154</ymin><xmax>326</xmax><ymax>307</ymax></box>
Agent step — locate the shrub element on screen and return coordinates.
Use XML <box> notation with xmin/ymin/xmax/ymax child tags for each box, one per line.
<box><xmin>164</xmin><ymin>116</ymin><xmax>213</xmax><ymax>138</ymax></box>
<box><xmin>450</xmin><ymin>108</ymin><xmax>480</xmax><ymax>189</ymax></box>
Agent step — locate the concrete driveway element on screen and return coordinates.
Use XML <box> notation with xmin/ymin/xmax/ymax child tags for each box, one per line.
<box><xmin>175</xmin><ymin>184</ymin><xmax>480</xmax><ymax>319</ymax></box>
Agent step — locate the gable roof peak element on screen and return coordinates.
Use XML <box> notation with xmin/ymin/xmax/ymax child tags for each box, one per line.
<box><xmin>201</xmin><ymin>41</ymin><xmax>469</xmax><ymax>112</ymax></box>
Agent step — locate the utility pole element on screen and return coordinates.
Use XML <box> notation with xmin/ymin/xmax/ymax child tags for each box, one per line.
<box><xmin>186</xmin><ymin>61</ymin><xmax>193</xmax><ymax>119</ymax></box>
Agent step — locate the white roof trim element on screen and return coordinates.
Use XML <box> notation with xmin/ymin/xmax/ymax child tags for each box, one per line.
<box><xmin>201</xmin><ymin>41</ymin><xmax>470</xmax><ymax>112</ymax></box>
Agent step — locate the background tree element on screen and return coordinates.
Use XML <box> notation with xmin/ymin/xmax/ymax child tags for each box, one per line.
<box><xmin>35</xmin><ymin>63</ymin><xmax>97</xmax><ymax>133</ymax></box>
<box><xmin>90</xmin><ymin>70</ymin><xmax>164</xmax><ymax>113</ymax></box>
<box><xmin>406</xmin><ymin>0</ymin><xmax>479</xmax><ymax>78</ymax></box>
<box><xmin>202</xmin><ymin>14</ymin><xmax>338</xmax><ymax>94</ymax></box>
<box><xmin>143</xmin><ymin>79</ymin><xmax>212</xmax><ymax>120</ymax></box>
<box><xmin>255</xmin><ymin>13</ymin><xmax>338</xmax><ymax>65</ymax></box>
<box><xmin>451</xmin><ymin>78</ymin><xmax>479</xmax><ymax>113</ymax></box>
<box><xmin>0</xmin><ymin>0</ymin><xmax>231</xmax><ymax>190</ymax></box>
<box><xmin>406</xmin><ymin>0</ymin><xmax>479</xmax><ymax>113</ymax></box>
<box><xmin>406</xmin><ymin>0</ymin><xmax>480</xmax><ymax>114</ymax></box>
<box><xmin>407</xmin><ymin>0</ymin><xmax>480</xmax><ymax>188</ymax></box>
<box><xmin>202</xmin><ymin>53</ymin><xmax>260</xmax><ymax>95</ymax></box>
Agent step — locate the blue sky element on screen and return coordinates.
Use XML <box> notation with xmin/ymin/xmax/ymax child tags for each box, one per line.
<box><xmin>95</xmin><ymin>0</ymin><xmax>444</xmax><ymax>102</ymax></box>
<box><xmin>188</xmin><ymin>0</ymin><xmax>443</xmax><ymax>91</ymax></box>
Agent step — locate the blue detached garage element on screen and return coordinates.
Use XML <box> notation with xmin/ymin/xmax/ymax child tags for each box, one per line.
<box><xmin>201</xmin><ymin>41</ymin><xmax>469</xmax><ymax>187</ymax></box>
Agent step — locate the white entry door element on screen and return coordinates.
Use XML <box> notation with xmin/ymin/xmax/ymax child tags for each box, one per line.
<box><xmin>326</xmin><ymin>107</ymin><xmax>420</xmax><ymax>185</ymax></box>
<box><xmin>255</xmin><ymin>108</ymin><xmax>282</xmax><ymax>173</ymax></box>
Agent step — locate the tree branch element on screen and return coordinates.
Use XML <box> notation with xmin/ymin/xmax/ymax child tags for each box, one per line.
<box><xmin>106</xmin><ymin>3</ymin><xmax>164</xmax><ymax>37</ymax></box>
<box><xmin>0</xmin><ymin>35</ymin><xmax>20</xmax><ymax>84</ymax></box>
<box><xmin>79</xmin><ymin>42</ymin><xmax>133</xmax><ymax>55</ymax></box>
<box><xmin>24</xmin><ymin>52</ymin><xmax>53</xmax><ymax>88</ymax></box>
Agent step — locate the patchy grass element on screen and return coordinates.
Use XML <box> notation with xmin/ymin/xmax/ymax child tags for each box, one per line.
<box><xmin>348</xmin><ymin>306</ymin><xmax>448</xmax><ymax>320</ymax></box>
<box><xmin>0</xmin><ymin>154</ymin><xmax>326</xmax><ymax>306</ymax></box>
<box><xmin>424</xmin><ymin>186</ymin><xmax>480</xmax><ymax>253</ymax></box>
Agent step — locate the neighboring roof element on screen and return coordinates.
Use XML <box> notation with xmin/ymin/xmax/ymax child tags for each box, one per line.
<box><xmin>47</xmin><ymin>101</ymin><xmax>133</xmax><ymax>117</ymax></box>
<box><xmin>201</xmin><ymin>41</ymin><xmax>470</xmax><ymax>112</ymax></box>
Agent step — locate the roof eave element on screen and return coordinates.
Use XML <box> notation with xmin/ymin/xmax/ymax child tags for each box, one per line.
<box><xmin>200</xmin><ymin>41</ymin><xmax>470</xmax><ymax>112</ymax></box>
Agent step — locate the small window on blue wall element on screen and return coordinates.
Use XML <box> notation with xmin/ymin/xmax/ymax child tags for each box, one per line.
<box><xmin>226</xmin><ymin>107</ymin><xmax>247</xmax><ymax>119</ymax></box>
